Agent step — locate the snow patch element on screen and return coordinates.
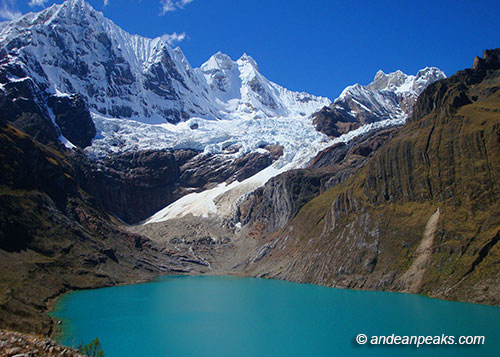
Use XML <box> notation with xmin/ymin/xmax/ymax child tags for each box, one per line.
<box><xmin>58</xmin><ymin>134</ymin><xmax>76</xmax><ymax>150</ymax></box>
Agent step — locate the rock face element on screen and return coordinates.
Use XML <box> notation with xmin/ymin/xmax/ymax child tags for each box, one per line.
<box><xmin>0</xmin><ymin>73</ymin><xmax>59</xmax><ymax>145</ymax></box>
<box><xmin>472</xmin><ymin>48</ymin><xmax>500</xmax><ymax>70</ymax></box>
<box><xmin>48</xmin><ymin>94</ymin><xmax>96</xmax><ymax>148</ymax></box>
<box><xmin>72</xmin><ymin>145</ymin><xmax>283</xmax><ymax>224</ymax></box>
<box><xmin>237</xmin><ymin>128</ymin><xmax>400</xmax><ymax>233</ymax></box>
<box><xmin>75</xmin><ymin>149</ymin><xmax>184</xmax><ymax>224</ymax></box>
<box><xmin>241</xmin><ymin>50</ymin><xmax>500</xmax><ymax>306</ymax></box>
<box><xmin>0</xmin><ymin>57</ymin><xmax>95</xmax><ymax>149</ymax></box>
<box><xmin>312</xmin><ymin>67</ymin><xmax>446</xmax><ymax>137</ymax></box>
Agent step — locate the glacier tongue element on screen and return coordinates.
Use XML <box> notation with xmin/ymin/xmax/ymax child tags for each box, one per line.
<box><xmin>142</xmin><ymin>115</ymin><xmax>409</xmax><ymax>224</ymax></box>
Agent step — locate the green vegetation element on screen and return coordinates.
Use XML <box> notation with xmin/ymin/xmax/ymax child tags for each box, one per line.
<box><xmin>79</xmin><ymin>337</ymin><xmax>105</xmax><ymax>357</ymax></box>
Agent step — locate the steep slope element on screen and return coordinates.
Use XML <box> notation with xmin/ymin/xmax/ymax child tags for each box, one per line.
<box><xmin>0</xmin><ymin>119</ymin><xmax>209</xmax><ymax>335</ymax></box>
<box><xmin>240</xmin><ymin>49</ymin><xmax>500</xmax><ymax>306</ymax></box>
<box><xmin>236</xmin><ymin>127</ymin><xmax>401</xmax><ymax>234</ymax></box>
<box><xmin>313</xmin><ymin>67</ymin><xmax>446</xmax><ymax>137</ymax></box>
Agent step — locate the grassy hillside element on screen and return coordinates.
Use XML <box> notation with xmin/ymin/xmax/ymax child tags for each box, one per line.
<box><xmin>244</xmin><ymin>50</ymin><xmax>500</xmax><ymax>305</ymax></box>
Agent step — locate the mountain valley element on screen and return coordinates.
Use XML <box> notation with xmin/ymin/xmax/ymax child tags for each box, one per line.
<box><xmin>0</xmin><ymin>0</ymin><xmax>498</xmax><ymax>343</ymax></box>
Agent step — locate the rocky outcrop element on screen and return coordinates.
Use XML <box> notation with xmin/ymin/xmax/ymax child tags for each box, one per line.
<box><xmin>0</xmin><ymin>66</ymin><xmax>59</xmax><ymax>145</ymax></box>
<box><xmin>0</xmin><ymin>330</ymin><xmax>84</xmax><ymax>356</ymax></box>
<box><xmin>472</xmin><ymin>48</ymin><xmax>500</xmax><ymax>71</ymax></box>
<box><xmin>0</xmin><ymin>57</ymin><xmax>96</xmax><ymax>149</ymax></box>
<box><xmin>241</xmin><ymin>50</ymin><xmax>500</xmax><ymax>306</ymax></box>
<box><xmin>48</xmin><ymin>94</ymin><xmax>96</xmax><ymax>148</ymax></box>
<box><xmin>75</xmin><ymin>149</ymin><xmax>184</xmax><ymax>224</ymax></box>
<box><xmin>179</xmin><ymin>146</ymin><xmax>282</xmax><ymax>188</ymax></box>
<box><xmin>71</xmin><ymin>144</ymin><xmax>284</xmax><ymax>224</ymax></box>
<box><xmin>312</xmin><ymin>106</ymin><xmax>361</xmax><ymax>137</ymax></box>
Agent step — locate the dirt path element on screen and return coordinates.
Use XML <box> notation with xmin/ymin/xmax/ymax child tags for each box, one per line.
<box><xmin>398</xmin><ymin>207</ymin><xmax>441</xmax><ymax>293</ymax></box>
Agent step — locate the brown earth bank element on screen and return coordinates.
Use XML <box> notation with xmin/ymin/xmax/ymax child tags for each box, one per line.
<box><xmin>0</xmin><ymin>49</ymin><xmax>499</xmax><ymax>346</ymax></box>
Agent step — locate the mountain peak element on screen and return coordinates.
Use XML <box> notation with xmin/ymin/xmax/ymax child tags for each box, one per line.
<box><xmin>13</xmin><ymin>0</ymin><xmax>102</xmax><ymax>28</ymax></box>
<box><xmin>0</xmin><ymin>0</ymin><xmax>331</xmax><ymax>141</ymax></box>
<box><xmin>57</xmin><ymin>0</ymin><xmax>100</xmax><ymax>19</ymax></box>
<box><xmin>322</xmin><ymin>67</ymin><xmax>447</xmax><ymax>137</ymax></box>
<box><xmin>237</xmin><ymin>53</ymin><xmax>259</xmax><ymax>70</ymax></box>
<box><xmin>64</xmin><ymin>0</ymin><xmax>88</xmax><ymax>7</ymax></box>
<box><xmin>374</xmin><ymin>69</ymin><xmax>386</xmax><ymax>79</ymax></box>
<box><xmin>368</xmin><ymin>69</ymin><xmax>408</xmax><ymax>91</ymax></box>
<box><xmin>416</xmin><ymin>66</ymin><xmax>446</xmax><ymax>79</ymax></box>
<box><xmin>202</xmin><ymin>51</ymin><xmax>235</xmax><ymax>72</ymax></box>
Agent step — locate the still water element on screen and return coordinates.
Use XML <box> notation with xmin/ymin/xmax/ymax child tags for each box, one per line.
<box><xmin>51</xmin><ymin>275</ymin><xmax>500</xmax><ymax>356</ymax></box>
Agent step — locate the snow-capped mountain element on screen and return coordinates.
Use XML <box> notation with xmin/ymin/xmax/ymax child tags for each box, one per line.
<box><xmin>200</xmin><ymin>52</ymin><xmax>327</xmax><ymax>118</ymax></box>
<box><xmin>313</xmin><ymin>67</ymin><xmax>446</xmax><ymax>137</ymax></box>
<box><xmin>0</xmin><ymin>0</ymin><xmax>329</xmax><ymax>126</ymax></box>
<box><xmin>339</xmin><ymin>67</ymin><xmax>446</xmax><ymax>119</ymax></box>
<box><xmin>0</xmin><ymin>0</ymin><xmax>447</xmax><ymax>212</ymax></box>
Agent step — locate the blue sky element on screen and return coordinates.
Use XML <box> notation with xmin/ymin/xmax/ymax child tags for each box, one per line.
<box><xmin>4</xmin><ymin>0</ymin><xmax>500</xmax><ymax>99</ymax></box>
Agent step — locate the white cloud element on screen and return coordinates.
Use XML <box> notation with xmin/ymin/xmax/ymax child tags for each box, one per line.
<box><xmin>160</xmin><ymin>32</ymin><xmax>187</xmax><ymax>45</ymax></box>
<box><xmin>28</xmin><ymin>0</ymin><xmax>48</xmax><ymax>7</ymax></box>
<box><xmin>103</xmin><ymin>0</ymin><xmax>109</xmax><ymax>6</ymax></box>
<box><xmin>0</xmin><ymin>0</ymin><xmax>21</xmax><ymax>20</ymax></box>
<box><xmin>160</xmin><ymin>0</ymin><xmax>193</xmax><ymax>15</ymax></box>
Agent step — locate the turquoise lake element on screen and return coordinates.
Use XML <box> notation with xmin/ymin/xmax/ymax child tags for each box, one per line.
<box><xmin>51</xmin><ymin>275</ymin><xmax>500</xmax><ymax>356</ymax></box>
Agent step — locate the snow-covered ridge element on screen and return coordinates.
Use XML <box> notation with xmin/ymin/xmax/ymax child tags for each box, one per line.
<box><xmin>0</xmin><ymin>0</ymin><xmax>330</xmax><ymax>127</ymax></box>
<box><xmin>200</xmin><ymin>51</ymin><xmax>330</xmax><ymax>119</ymax></box>
<box><xmin>335</xmin><ymin>67</ymin><xmax>446</xmax><ymax>122</ymax></box>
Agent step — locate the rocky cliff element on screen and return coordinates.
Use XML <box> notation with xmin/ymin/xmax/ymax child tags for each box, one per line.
<box><xmin>240</xmin><ymin>49</ymin><xmax>500</xmax><ymax>306</ymax></box>
<box><xmin>73</xmin><ymin>145</ymin><xmax>282</xmax><ymax>223</ymax></box>
<box><xmin>237</xmin><ymin>127</ymin><xmax>400</xmax><ymax>233</ymax></box>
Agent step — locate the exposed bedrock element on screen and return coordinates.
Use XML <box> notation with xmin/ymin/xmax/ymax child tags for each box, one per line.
<box><xmin>0</xmin><ymin>61</ymin><xmax>96</xmax><ymax>149</ymax></box>
<box><xmin>73</xmin><ymin>144</ymin><xmax>284</xmax><ymax>224</ymax></box>
<box><xmin>237</xmin><ymin>127</ymin><xmax>400</xmax><ymax>233</ymax></box>
<box><xmin>48</xmin><ymin>94</ymin><xmax>96</xmax><ymax>148</ymax></box>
